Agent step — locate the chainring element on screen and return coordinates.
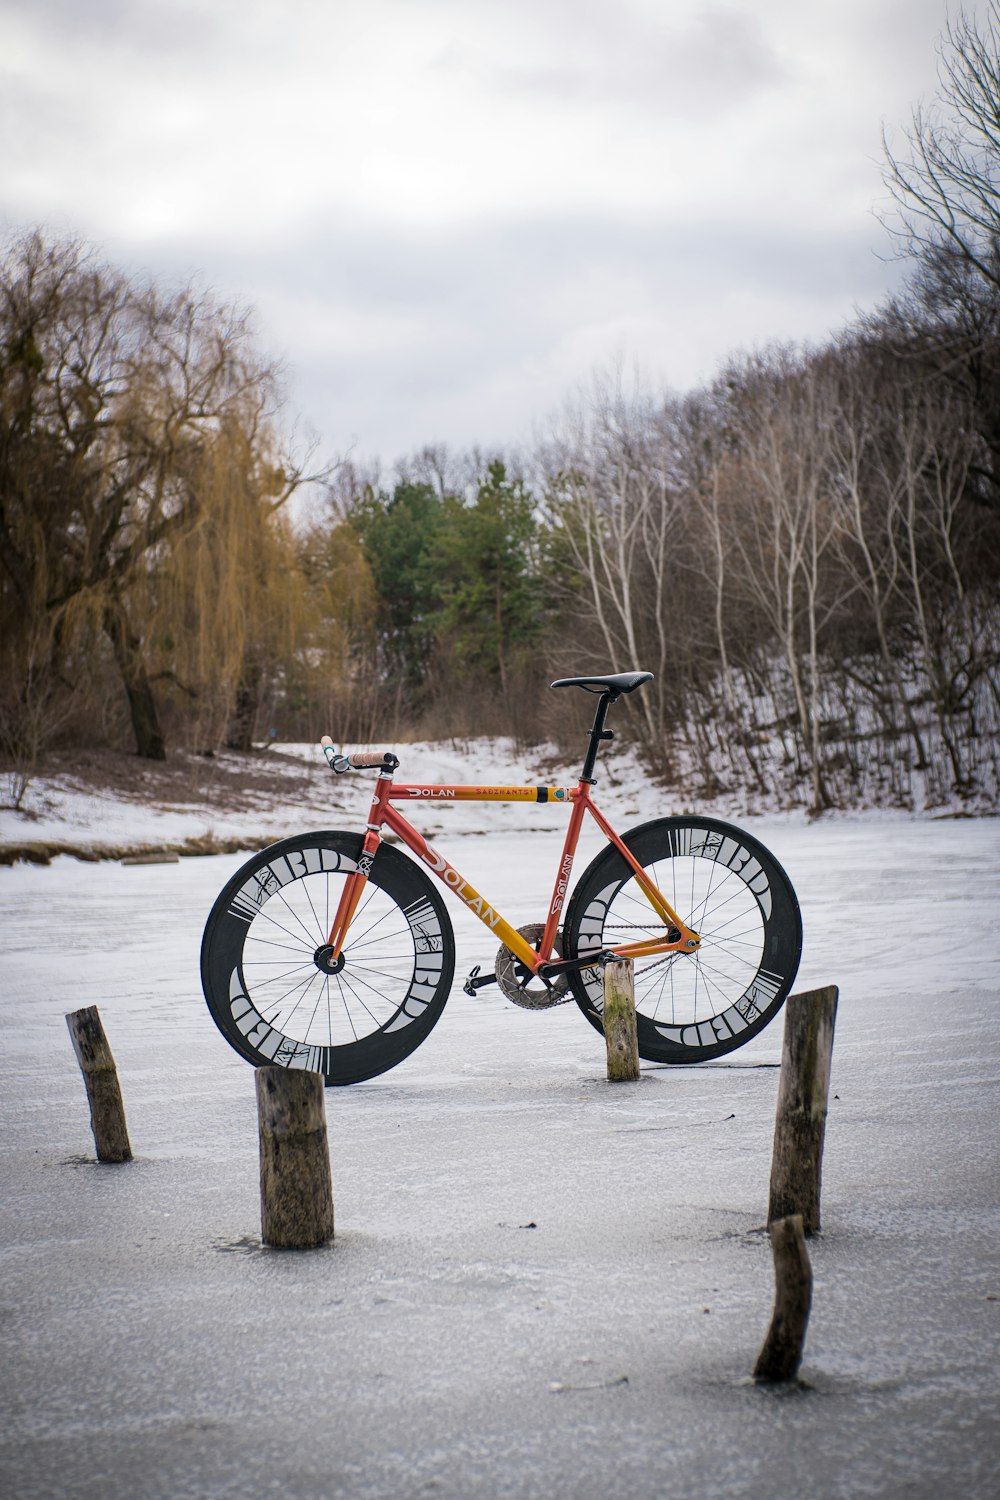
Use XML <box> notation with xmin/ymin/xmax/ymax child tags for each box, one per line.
<box><xmin>495</xmin><ymin>922</ymin><xmax>572</xmax><ymax>1009</ymax></box>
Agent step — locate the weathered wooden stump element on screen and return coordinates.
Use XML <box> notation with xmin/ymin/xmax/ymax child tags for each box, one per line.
<box><xmin>753</xmin><ymin>1213</ymin><xmax>813</xmax><ymax>1382</ymax></box>
<box><xmin>768</xmin><ymin>984</ymin><xmax>838</xmax><ymax>1234</ymax></box>
<box><xmin>603</xmin><ymin>958</ymin><xmax>640</xmax><ymax>1082</ymax></box>
<box><xmin>65</xmin><ymin>1005</ymin><xmax>133</xmax><ymax>1163</ymax></box>
<box><xmin>256</xmin><ymin>1067</ymin><xmax>334</xmax><ymax>1249</ymax></box>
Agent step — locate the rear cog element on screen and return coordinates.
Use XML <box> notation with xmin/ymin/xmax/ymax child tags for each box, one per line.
<box><xmin>495</xmin><ymin>922</ymin><xmax>571</xmax><ymax>1009</ymax></box>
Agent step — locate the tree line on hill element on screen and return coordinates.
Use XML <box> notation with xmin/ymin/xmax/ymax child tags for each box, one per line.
<box><xmin>2</xmin><ymin>7</ymin><xmax>999</xmax><ymax>811</ymax></box>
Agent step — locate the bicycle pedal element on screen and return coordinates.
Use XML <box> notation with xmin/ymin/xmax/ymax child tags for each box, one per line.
<box><xmin>463</xmin><ymin>965</ymin><xmax>497</xmax><ymax>997</ymax></box>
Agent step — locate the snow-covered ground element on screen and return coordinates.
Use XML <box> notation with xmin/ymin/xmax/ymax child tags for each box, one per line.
<box><xmin>3</xmin><ymin>735</ymin><xmax>976</xmax><ymax>860</ymax></box>
<box><xmin>1</xmin><ymin>750</ymin><xmax>998</xmax><ymax>1499</ymax></box>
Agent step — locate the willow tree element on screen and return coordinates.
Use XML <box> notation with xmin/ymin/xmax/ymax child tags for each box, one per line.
<box><xmin>0</xmin><ymin>229</ymin><xmax>310</xmax><ymax>760</ymax></box>
<box><xmin>144</xmin><ymin>415</ymin><xmax>315</xmax><ymax>750</ymax></box>
<box><xmin>293</xmin><ymin>518</ymin><xmax>381</xmax><ymax>743</ymax></box>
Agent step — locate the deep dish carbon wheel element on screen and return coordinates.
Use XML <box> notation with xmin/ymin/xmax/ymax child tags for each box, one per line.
<box><xmin>201</xmin><ymin>832</ymin><xmax>455</xmax><ymax>1085</ymax></box>
<box><xmin>564</xmin><ymin>817</ymin><xmax>802</xmax><ymax>1064</ymax></box>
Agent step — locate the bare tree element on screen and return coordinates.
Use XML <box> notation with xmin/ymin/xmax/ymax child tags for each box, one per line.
<box><xmin>883</xmin><ymin>3</ymin><xmax>1000</xmax><ymax>292</ymax></box>
<box><xmin>880</xmin><ymin>3</ymin><xmax>1000</xmax><ymax>511</ymax></box>
<box><xmin>716</xmin><ymin>352</ymin><xmax>848</xmax><ymax>810</ymax></box>
<box><xmin>539</xmin><ymin>371</ymin><xmax>689</xmax><ymax>761</ymax></box>
<box><xmin>824</xmin><ymin>342</ymin><xmax>933</xmax><ymax>772</ymax></box>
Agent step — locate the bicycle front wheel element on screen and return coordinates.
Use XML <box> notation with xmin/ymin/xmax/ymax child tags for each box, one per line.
<box><xmin>200</xmin><ymin>832</ymin><xmax>455</xmax><ymax>1085</ymax></box>
<box><xmin>564</xmin><ymin>817</ymin><xmax>802</xmax><ymax>1064</ymax></box>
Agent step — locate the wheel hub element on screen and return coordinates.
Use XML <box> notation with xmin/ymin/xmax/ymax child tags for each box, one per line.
<box><xmin>313</xmin><ymin>943</ymin><xmax>346</xmax><ymax>976</ymax></box>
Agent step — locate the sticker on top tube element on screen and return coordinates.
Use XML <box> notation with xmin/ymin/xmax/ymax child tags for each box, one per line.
<box><xmin>391</xmin><ymin>785</ymin><xmax>577</xmax><ymax>802</ymax></box>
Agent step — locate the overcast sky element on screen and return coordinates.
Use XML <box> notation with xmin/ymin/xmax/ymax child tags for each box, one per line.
<box><xmin>0</xmin><ymin>0</ymin><xmax>972</xmax><ymax>469</ymax></box>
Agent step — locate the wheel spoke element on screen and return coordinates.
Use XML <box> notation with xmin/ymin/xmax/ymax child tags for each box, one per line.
<box><xmin>271</xmin><ymin>885</ymin><xmax>328</xmax><ymax>946</ymax></box>
<box><xmin>265</xmin><ymin>970</ymin><xmax>324</xmax><ymax>1026</ymax></box>
<box><xmin>241</xmin><ymin>869</ymin><xmax>427</xmax><ymax>1047</ymax></box>
<box><xmin>333</xmin><ymin>968</ymin><xmax>391</xmax><ymax>1029</ymax></box>
<box><xmin>244</xmin><ymin>959</ymin><xmax>318</xmax><ymax>986</ymax></box>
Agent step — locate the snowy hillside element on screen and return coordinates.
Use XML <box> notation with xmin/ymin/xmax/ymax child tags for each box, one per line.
<box><xmin>1</xmin><ymin>734</ymin><xmax>987</xmax><ymax>866</ymax></box>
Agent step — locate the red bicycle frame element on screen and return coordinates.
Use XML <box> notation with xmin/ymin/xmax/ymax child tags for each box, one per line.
<box><xmin>326</xmin><ymin>771</ymin><xmax>701</xmax><ymax>974</ymax></box>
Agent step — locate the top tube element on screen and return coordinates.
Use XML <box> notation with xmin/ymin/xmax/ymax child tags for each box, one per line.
<box><xmin>386</xmin><ymin>783</ymin><xmax>580</xmax><ymax>803</ymax></box>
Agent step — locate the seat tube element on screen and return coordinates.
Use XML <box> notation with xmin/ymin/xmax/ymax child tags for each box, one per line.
<box><xmin>581</xmin><ymin>692</ymin><xmax>614</xmax><ymax>782</ymax></box>
<box><xmin>541</xmin><ymin>787</ymin><xmax>589</xmax><ymax>955</ymax></box>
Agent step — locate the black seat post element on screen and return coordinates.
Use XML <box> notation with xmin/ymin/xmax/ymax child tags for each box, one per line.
<box><xmin>580</xmin><ymin>691</ymin><xmax>617</xmax><ymax>782</ymax></box>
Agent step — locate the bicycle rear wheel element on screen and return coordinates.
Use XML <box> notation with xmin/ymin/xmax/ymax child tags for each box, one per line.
<box><xmin>201</xmin><ymin>832</ymin><xmax>455</xmax><ymax>1085</ymax></box>
<box><xmin>564</xmin><ymin>817</ymin><xmax>801</xmax><ymax>1063</ymax></box>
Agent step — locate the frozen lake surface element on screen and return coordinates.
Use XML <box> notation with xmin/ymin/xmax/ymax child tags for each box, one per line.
<box><xmin>2</xmin><ymin>809</ymin><xmax>999</xmax><ymax>1499</ymax></box>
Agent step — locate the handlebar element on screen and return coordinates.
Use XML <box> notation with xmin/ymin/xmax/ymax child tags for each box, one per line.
<box><xmin>320</xmin><ymin>736</ymin><xmax>399</xmax><ymax>775</ymax></box>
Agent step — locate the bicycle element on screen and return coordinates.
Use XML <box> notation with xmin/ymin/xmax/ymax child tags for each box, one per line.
<box><xmin>200</xmin><ymin>671</ymin><xmax>802</xmax><ymax>1084</ymax></box>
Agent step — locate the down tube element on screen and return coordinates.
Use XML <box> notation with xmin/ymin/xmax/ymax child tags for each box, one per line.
<box><xmin>380</xmin><ymin>802</ymin><xmax>542</xmax><ymax>971</ymax></box>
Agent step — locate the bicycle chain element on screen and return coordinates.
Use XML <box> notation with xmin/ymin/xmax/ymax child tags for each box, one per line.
<box><xmin>601</xmin><ymin>926</ymin><xmax>688</xmax><ymax>981</ymax></box>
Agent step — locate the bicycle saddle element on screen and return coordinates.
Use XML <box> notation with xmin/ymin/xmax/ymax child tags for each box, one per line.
<box><xmin>550</xmin><ymin>671</ymin><xmax>653</xmax><ymax>695</ymax></box>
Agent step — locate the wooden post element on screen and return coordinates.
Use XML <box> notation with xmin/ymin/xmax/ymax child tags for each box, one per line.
<box><xmin>603</xmin><ymin>958</ymin><xmax>640</xmax><ymax>1082</ymax></box>
<box><xmin>65</xmin><ymin>1006</ymin><xmax>133</xmax><ymax>1163</ymax></box>
<box><xmin>753</xmin><ymin>1213</ymin><xmax>813</xmax><ymax>1382</ymax></box>
<box><xmin>256</xmin><ymin>1067</ymin><xmax>334</xmax><ymax>1249</ymax></box>
<box><xmin>768</xmin><ymin>984</ymin><xmax>838</xmax><ymax>1235</ymax></box>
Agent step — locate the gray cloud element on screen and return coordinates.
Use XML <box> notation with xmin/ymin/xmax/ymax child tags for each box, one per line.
<box><xmin>164</xmin><ymin>207</ymin><xmax>898</xmax><ymax>462</ymax></box>
<box><xmin>11</xmin><ymin>0</ymin><xmax>231</xmax><ymax>55</ymax></box>
<box><xmin>0</xmin><ymin>0</ymin><xmax>968</xmax><ymax>462</ymax></box>
<box><xmin>461</xmin><ymin>4</ymin><xmax>788</xmax><ymax>114</ymax></box>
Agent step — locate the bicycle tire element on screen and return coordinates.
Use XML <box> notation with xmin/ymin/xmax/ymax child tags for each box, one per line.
<box><xmin>564</xmin><ymin>817</ymin><xmax>802</xmax><ymax>1063</ymax></box>
<box><xmin>200</xmin><ymin>831</ymin><xmax>455</xmax><ymax>1085</ymax></box>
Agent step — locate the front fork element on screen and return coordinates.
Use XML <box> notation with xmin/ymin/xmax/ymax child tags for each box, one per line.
<box><xmin>327</xmin><ymin>777</ymin><xmax>392</xmax><ymax>960</ymax></box>
<box><xmin>327</xmin><ymin>830</ymin><xmax>380</xmax><ymax>961</ymax></box>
